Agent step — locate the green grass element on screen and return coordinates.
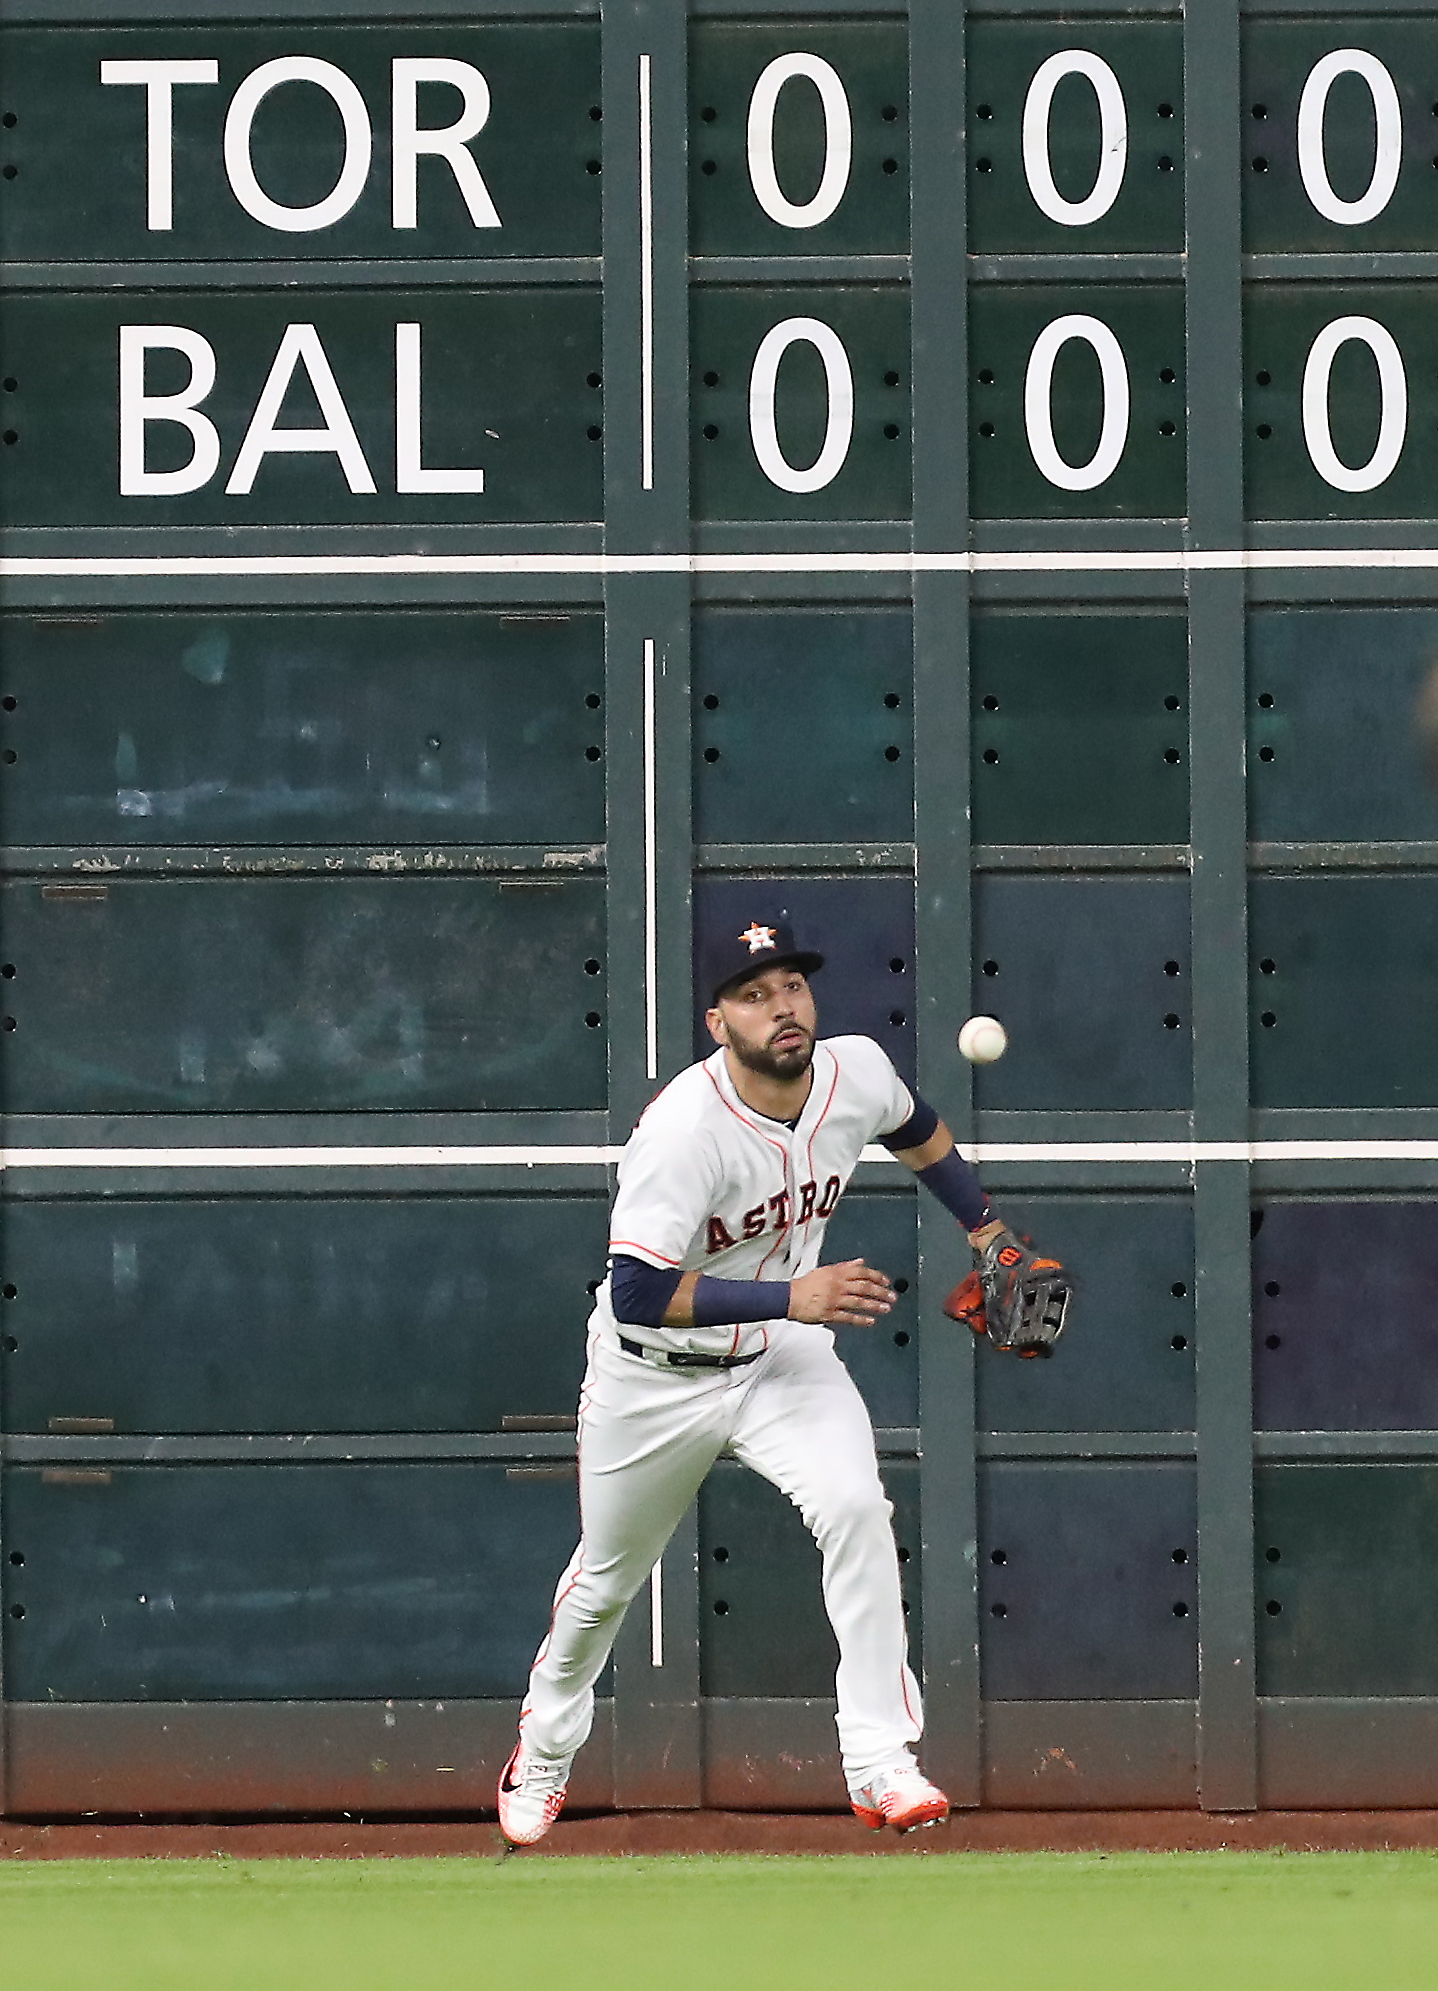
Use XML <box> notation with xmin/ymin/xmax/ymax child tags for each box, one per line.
<box><xmin>0</xmin><ymin>1852</ymin><xmax>1435</xmax><ymax>1991</ymax></box>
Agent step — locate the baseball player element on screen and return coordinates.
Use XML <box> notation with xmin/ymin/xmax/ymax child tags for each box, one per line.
<box><xmin>498</xmin><ymin>917</ymin><xmax>1068</xmax><ymax>1845</ymax></box>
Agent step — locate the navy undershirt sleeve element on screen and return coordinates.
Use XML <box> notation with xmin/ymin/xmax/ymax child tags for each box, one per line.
<box><xmin>878</xmin><ymin>1091</ymin><xmax>990</xmax><ymax>1230</ymax></box>
<box><xmin>916</xmin><ymin>1148</ymin><xmax>991</xmax><ymax>1232</ymax></box>
<box><xmin>609</xmin><ymin>1254</ymin><xmax>683</xmax><ymax>1327</ymax></box>
<box><xmin>610</xmin><ymin>1255</ymin><xmax>792</xmax><ymax>1330</ymax></box>
<box><xmin>692</xmin><ymin>1276</ymin><xmax>791</xmax><ymax>1328</ymax></box>
<box><xmin>878</xmin><ymin>1096</ymin><xmax>940</xmax><ymax>1153</ymax></box>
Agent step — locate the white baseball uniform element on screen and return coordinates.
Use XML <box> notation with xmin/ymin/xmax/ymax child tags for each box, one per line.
<box><xmin>518</xmin><ymin>1033</ymin><xmax>925</xmax><ymax>1787</ymax></box>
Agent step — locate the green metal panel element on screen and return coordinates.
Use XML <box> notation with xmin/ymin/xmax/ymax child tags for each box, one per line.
<box><xmin>693</xmin><ymin>608</ymin><xmax>912</xmax><ymax>845</ymax></box>
<box><xmin>969</xmin><ymin>287</ymin><xmax>1186</xmax><ymax>519</ymax></box>
<box><xmin>1242</xmin><ymin>21</ymin><xmax>1438</xmax><ymax>253</ymax></box>
<box><xmin>1</xmin><ymin>1197</ymin><xmax>604</xmax><ymax>1435</ymax></box>
<box><xmin>698</xmin><ymin>1459</ymin><xmax>919</xmax><ymax>1699</ymax></box>
<box><xmin>0</xmin><ymin>24</ymin><xmax>602</xmax><ymax>264</ymax></box>
<box><xmin>0</xmin><ymin>876</ymin><xmax>607</xmax><ymax>1112</ymax></box>
<box><xmin>1256</xmin><ymin>1466</ymin><xmax>1438</xmax><ymax>1697</ymax></box>
<box><xmin>2</xmin><ymin>1462</ymin><xmax>590</xmax><ymax>1701</ymax></box>
<box><xmin>973</xmin><ymin>876</ymin><xmax>1192</xmax><ymax>1111</ymax></box>
<box><xmin>0</xmin><ymin>610</ymin><xmax>605</xmax><ymax>849</ymax></box>
<box><xmin>0</xmin><ymin>289</ymin><xmax>603</xmax><ymax>526</ymax></box>
<box><xmin>971</xmin><ymin>611</ymin><xmax>1189</xmax><ymax>845</ymax></box>
<box><xmin>967</xmin><ymin>20</ymin><xmax>1184</xmax><ymax>254</ymax></box>
<box><xmin>1245</xmin><ymin>287</ymin><xmax>1438</xmax><ymax>521</ymax></box>
<box><xmin>1249</xmin><ymin>877</ymin><xmax>1438</xmax><ymax>1109</ymax></box>
<box><xmin>976</xmin><ymin>1196</ymin><xmax>1195</xmax><ymax>1435</ymax></box>
<box><xmin>1257</xmin><ymin>1702</ymin><xmax>1438</xmax><ymax>1813</ymax></box>
<box><xmin>979</xmin><ymin>1463</ymin><xmax>1199</xmax><ymax>1699</ymax></box>
<box><xmin>1254</xmin><ymin>1201</ymin><xmax>1438</xmax><ymax>1433</ymax></box>
<box><xmin>688</xmin><ymin>22</ymin><xmax>909</xmax><ymax>257</ymax></box>
<box><xmin>690</xmin><ymin>287</ymin><xmax>910</xmax><ymax>523</ymax></box>
<box><xmin>822</xmin><ymin>1192</ymin><xmax>918</xmax><ymax>1431</ymax></box>
<box><xmin>1248</xmin><ymin>610</ymin><xmax>1438</xmax><ymax>844</ymax></box>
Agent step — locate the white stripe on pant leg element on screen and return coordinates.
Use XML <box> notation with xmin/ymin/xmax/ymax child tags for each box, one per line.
<box><xmin>650</xmin><ymin>1558</ymin><xmax>664</xmax><ymax>1667</ymax></box>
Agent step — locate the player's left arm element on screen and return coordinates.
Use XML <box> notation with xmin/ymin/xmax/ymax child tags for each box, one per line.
<box><xmin>881</xmin><ymin>1098</ymin><xmax>1001</xmax><ymax>1247</ymax></box>
<box><xmin>881</xmin><ymin>1089</ymin><xmax>1071</xmax><ymax>1356</ymax></box>
<box><xmin>892</xmin><ymin>1114</ymin><xmax>1067</xmax><ymax>1361</ymax></box>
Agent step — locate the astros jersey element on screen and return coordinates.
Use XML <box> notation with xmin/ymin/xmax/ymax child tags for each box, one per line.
<box><xmin>594</xmin><ymin>1034</ymin><xmax>914</xmax><ymax>1358</ymax></box>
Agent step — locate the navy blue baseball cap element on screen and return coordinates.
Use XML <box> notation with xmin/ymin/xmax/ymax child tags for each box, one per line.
<box><xmin>703</xmin><ymin>917</ymin><xmax>824</xmax><ymax>1006</ymax></box>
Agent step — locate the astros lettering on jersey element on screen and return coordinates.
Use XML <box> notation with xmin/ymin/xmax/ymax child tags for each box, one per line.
<box><xmin>596</xmin><ymin>1032</ymin><xmax>914</xmax><ymax>1360</ymax></box>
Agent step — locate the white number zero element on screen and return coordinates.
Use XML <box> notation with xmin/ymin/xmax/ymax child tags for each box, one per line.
<box><xmin>1022</xmin><ymin>50</ymin><xmax>1128</xmax><ymax>227</ymax></box>
<box><xmin>748</xmin><ymin>317</ymin><xmax>854</xmax><ymax>493</ymax></box>
<box><xmin>1023</xmin><ymin>314</ymin><xmax>1131</xmax><ymax>491</ymax></box>
<box><xmin>1301</xmin><ymin>315</ymin><xmax>1407</xmax><ymax>492</ymax></box>
<box><xmin>1296</xmin><ymin>49</ymin><xmax>1402</xmax><ymax>227</ymax></box>
<box><xmin>746</xmin><ymin>53</ymin><xmax>852</xmax><ymax>229</ymax></box>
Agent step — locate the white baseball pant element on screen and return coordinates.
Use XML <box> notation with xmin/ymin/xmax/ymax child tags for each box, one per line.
<box><xmin>519</xmin><ymin>1321</ymin><xmax>923</xmax><ymax>1786</ymax></box>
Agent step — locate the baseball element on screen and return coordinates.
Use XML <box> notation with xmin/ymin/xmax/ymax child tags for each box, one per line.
<box><xmin>958</xmin><ymin>1015</ymin><xmax>1008</xmax><ymax>1064</ymax></box>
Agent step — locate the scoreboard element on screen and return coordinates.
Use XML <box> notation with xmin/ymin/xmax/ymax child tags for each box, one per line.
<box><xmin>3</xmin><ymin>0</ymin><xmax>1438</xmax><ymax>1822</ymax></box>
<box><xmin>9</xmin><ymin>21</ymin><xmax>1438</xmax><ymax>520</ymax></box>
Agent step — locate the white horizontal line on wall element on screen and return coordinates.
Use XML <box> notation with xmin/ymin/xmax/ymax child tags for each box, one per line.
<box><xmin>965</xmin><ymin>1142</ymin><xmax>1438</xmax><ymax>1164</ymax></box>
<box><xmin>5</xmin><ymin>548</ymin><xmax>1438</xmax><ymax>579</ymax></box>
<box><xmin>3</xmin><ymin>1140</ymin><xmax>1437</xmax><ymax>1172</ymax></box>
<box><xmin>0</xmin><ymin>1145</ymin><xmax>628</xmax><ymax>1170</ymax></box>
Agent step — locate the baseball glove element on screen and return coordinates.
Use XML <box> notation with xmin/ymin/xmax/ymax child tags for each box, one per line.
<box><xmin>943</xmin><ymin>1227</ymin><xmax>1072</xmax><ymax>1359</ymax></box>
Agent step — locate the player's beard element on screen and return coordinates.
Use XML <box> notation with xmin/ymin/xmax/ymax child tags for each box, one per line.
<box><xmin>726</xmin><ymin>1020</ymin><xmax>815</xmax><ymax>1083</ymax></box>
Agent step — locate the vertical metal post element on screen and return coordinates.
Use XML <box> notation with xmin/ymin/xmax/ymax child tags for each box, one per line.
<box><xmin>910</xmin><ymin>0</ymin><xmax>982</xmax><ymax>1808</ymax></box>
<box><xmin>0</xmin><ymin>1332</ymin><xmax>7</xmax><ymax>1817</ymax></box>
<box><xmin>1185</xmin><ymin>0</ymin><xmax>1257</xmax><ymax>1812</ymax></box>
<box><xmin>602</xmin><ymin>0</ymin><xmax>701</xmax><ymax>1809</ymax></box>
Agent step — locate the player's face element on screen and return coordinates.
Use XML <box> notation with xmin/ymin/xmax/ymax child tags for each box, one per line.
<box><xmin>707</xmin><ymin>966</ymin><xmax>818</xmax><ymax>1081</ymax></box>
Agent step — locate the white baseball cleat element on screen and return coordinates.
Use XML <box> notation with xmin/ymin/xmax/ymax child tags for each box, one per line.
<box><xmin>497</xmin><ymin>1740</ymin><xmax>573</xmax><ymax>1847</ymax></box>
<box><xmin>849</xmin><ymin>1759</ymin><xmax>951</xmax><ymax>1834</ymax></box>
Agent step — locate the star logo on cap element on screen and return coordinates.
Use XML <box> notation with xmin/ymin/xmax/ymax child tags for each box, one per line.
<box><xmin>739</xmin><ymin>923</ymin><xmax>777</xmax><ymax>954</ymax></box>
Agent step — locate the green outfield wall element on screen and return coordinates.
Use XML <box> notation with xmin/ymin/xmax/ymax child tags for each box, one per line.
<box><xmin>2</xmin><ymin>0</ymin><xmax>1438</xmax><ymax>1817</ymax></box>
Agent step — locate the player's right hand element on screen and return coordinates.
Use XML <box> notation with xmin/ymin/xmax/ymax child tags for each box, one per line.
<box><xmin>788</xmin><ymin>1259</ymin><xmax>896</xmax><ymax>1326</ymax></box>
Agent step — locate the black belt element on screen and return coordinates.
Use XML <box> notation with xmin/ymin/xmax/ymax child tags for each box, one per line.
<box><xmin>618</xmin><ymin>1334</ymin><xmax>763</xmax><ymax>1371</ymax></box>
